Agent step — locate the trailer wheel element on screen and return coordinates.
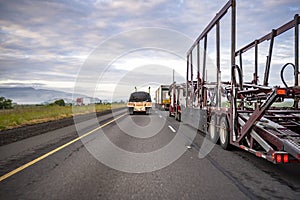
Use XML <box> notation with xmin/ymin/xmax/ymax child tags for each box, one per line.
<box><xmin>177</xmin><ymin>112</ymin><xmax>181</xmax><ymax>122</ymax></box>
<box><xmin>175</xmin><ymin>112</ymin><xmax>181</xmax><ymax>122</ymax></box>
<box><xmin>219</xmin><ymin>117</ymin><xmax>230</xmax><ymax>150</ymax></box>
<box><xmin>208</xmin><ymin>113</ymin><xmax>219</xmax><ymax>143</ymax></box>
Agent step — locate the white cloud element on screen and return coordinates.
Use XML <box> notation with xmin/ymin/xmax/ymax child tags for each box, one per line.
<box><xmin>0</xmin><ymin>79</ymin><xmax>75</xmax><ymax>90</ymax></box>
<box><xmin>0</xmin><ymin>0</ymin><xmax>299</xmax><ymax>101</ymax></box>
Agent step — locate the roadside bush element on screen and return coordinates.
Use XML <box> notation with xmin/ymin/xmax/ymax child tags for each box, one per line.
<box><xmin>54</xmin><ymin>99</ymin><xmax>65</xmax><ymax>106</ymax></box>
<box><xmin>0</xmin><ymin>96</ymin><xmax>13</xmax><ymax>109</ymax></box>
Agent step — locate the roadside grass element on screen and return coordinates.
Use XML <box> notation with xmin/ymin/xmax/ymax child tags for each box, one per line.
<box><xmin>0</xmin><ymin>103</ymin><xmax>125</xmax><ymax>131</ymax></box>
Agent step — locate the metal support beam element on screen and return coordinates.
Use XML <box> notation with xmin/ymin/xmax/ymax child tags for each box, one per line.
<box><xmin>197</xmin><ymin>42</ymin><xmax>201</xmax><ymax>103</ymax></box>
<box><xmin>295</xmin><ymin>14</ymin><xmax>299</xmax><ymax>86</ymax></box>
<box><xmin>254</xmin><ymin>40</ymin><xmax>258</xmax><ymax>84</ymax></box>
<box><xmin>230</xmin><ymin>0</ymin><xmax>237</xmax><ymax>140</ymax></box>
<box><xmin>239</xmin><ymin>118</ymin><xmax>273</xmax><ymax>152</ymax></box>
<box><xmin>190</xmin><ymin>51</ymin><xmax>193</xmax><ymax>82</ymax></box>
<box><xmin>201</xmin><ymin>36</ymin><xmax>207</xmax><ymax>107</ymax></box>
<box><xmin>197</xmin><ymin>42</ymin><xmax>200</xmax><ymax>81</ymax></box>
<box><xmin>216</xmin><ymin>21</ymin><xmax>221</xmax><ymax>107</ymax></box>
<box><xmin>239</xmin><ymin>53</ymin><xmax>243</xmax><ymax>74</ymax></box>
<box><xmin>186</xmin><ymin>54</ymin><xmax>189</xmax><ymax>107</ymax></box>
<box><xmin>237</xmin><ymin>89</ymin><xmax>279</xmax><ymax>143</ymax></box>
<box><xmin>231</xmin><ymin>0</ymin><xmax>236</xmax><ymax>69</ymax></box>
<box><xmin>190</xmin><ymin>51</ymin><xmax>194</xmax><ymax>107</ymax></box>
<box><xmin>263</xmin><ymin>29</ymin><xmax>276</xmax><ymax>86</ymax></box>
<box><xmin>202</xmin><ymin>36</ymin><xmax>207</xmax><ymax>82</ymax></box>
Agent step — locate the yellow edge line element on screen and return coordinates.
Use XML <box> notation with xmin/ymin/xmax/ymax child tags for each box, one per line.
<box><xmin>0</xmin><ymin>113</ymin><xmax>126</xmax><ymax>182</ymax></box>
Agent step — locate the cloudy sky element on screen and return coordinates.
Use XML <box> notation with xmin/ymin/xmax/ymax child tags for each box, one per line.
<box><xmin>0</xmin><ymin>0</ymin><xmax>299</xmax><ymax>101</ymax></box>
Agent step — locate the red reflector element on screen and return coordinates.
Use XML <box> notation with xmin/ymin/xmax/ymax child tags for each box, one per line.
<box><xmin>276</xmin><ymin>154</ymin><xmax>282</xmax><ymax>163</ymax></box>
<box><xmin>256</xmin><ymin>152</ymin><xmax>262</xmax><ymax>157</ymax></box>
<box><xmin>277</xmin><ymin>88</ymin><xmax>286</xmax><ymax>95</ymax></box>
<box><xmin>283</xmin><ymin>154</ymin><xmax>289</xmax><ymax>163</ymax></box>
<box><xmin>178</xmin><ymin>106</ymin><xmax>181</xmax><ymax>112</ymax></box>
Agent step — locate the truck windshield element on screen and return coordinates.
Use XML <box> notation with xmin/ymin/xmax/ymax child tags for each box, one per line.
<box><xmin>129</xmin><ymin>92</ymin><xmax>152</xmax><ymax>102</ymax></box>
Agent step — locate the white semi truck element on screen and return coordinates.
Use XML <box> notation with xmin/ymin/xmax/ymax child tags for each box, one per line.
<box><xmin>155</xmin><ymin>85</ymin><xmax>170</xmax><ymax>111</ymax></box>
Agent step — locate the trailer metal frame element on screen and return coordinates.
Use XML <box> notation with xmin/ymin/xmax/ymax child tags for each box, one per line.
<box><xmin>185</xmin><ymin>0</ymin><xmax>300</xmax><ymax>164</ymax></box>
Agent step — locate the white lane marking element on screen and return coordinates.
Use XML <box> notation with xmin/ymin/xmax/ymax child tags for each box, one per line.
<box><xmin>168</xmin><ymin>125</ymin><xmax>176</xmax><ymax>133</ymax></box>
<box><xmin>159</xmin><ymin>115</ymin><xmax>162</xmax><ymax>118</ymax></box>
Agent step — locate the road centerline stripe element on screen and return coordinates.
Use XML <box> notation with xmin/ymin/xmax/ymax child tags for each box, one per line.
<box><xmin>0</xmin><ymin>113</ymin><xmax>126</xmax><ymax>182</ymax></box>
<box><xmin>168</xmin><ymin>125</ymin><xmax>176</xmax><ymax>133</ymax></box>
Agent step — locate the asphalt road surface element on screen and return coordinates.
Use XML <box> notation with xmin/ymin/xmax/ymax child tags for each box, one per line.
<box><xmin>0</xmin><ymin>108</ymin><xmax>299</xmax><ymax>199</ymax></box>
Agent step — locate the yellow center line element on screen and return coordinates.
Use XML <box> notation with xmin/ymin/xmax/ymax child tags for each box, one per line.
<box><xmin>0</xmin><ymin>113</ymin><xmax>127</xmax><ymax>182</ymax></box>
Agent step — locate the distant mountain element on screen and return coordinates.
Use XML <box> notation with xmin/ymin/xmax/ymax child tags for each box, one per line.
<box><xmin>0</xmin><ymin>87</ymin><xmax>100</xmax><ymax>105</ymax></box>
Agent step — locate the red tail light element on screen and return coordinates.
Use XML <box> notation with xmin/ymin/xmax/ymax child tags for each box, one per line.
<box><xmin>276</xmin><ymin>154</ymin><xmax>282</xmax><ymax>163</ymax></box>
<box><xmin>276</xmin><ymin>88</ymin><xmax>286</xmax><ymax>95</ymax></box>
<box><xmin>273</xmin><ymin>153</ymin><xmax>289</xmax><ymax>163</ymax></box>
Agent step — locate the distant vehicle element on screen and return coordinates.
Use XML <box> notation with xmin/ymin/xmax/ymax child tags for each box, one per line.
<box><xmin>127</xmin><ymin>91</ymin><xmax>152</xmax><ymax>115</ymax></box>
<box><xmin>155</xmin><ymin>85</ymin><xmax>170</xmax><ymax>110</ymax></box>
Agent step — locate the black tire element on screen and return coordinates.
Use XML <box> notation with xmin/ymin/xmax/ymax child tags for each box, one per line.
<box><xmin>175</xmin><ymin>111</ymin><xmax>181</xmax><ymax>122</ymax></box>
<box><xmin>219</xmin><ymin>116</ymin><xmax>231</xmax><ymax>150</ymax></box>
<box><xmin>129</xmin><ymin>108</ymin><xmax>134</xmax><ymax>115</ymax></box>
<box><xmin>208</xmin><ymin>113</ymin><xmax>219</xmax><ymax>143</ymax></box>
<box><xmin>176</xmin><ymin>112</ymin><xmax>181</xmax><ymax>122</ymax></box>
<box><xmin>146</xmin><ymin>108</ymin><xmax>151</xmax><ymax>115</ymax></box>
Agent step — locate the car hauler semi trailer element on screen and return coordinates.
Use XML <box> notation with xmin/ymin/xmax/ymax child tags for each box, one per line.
<box><xmin>183</xmin><ymin>0</ymin><xmax>300</xmax><ymax>164</ymax></box>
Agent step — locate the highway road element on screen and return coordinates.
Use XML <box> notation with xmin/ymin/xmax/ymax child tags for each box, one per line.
<box><xmin>0</xmin><ymin>108</ymin><xmax>300</xmax><ymax>199</ymax></box>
